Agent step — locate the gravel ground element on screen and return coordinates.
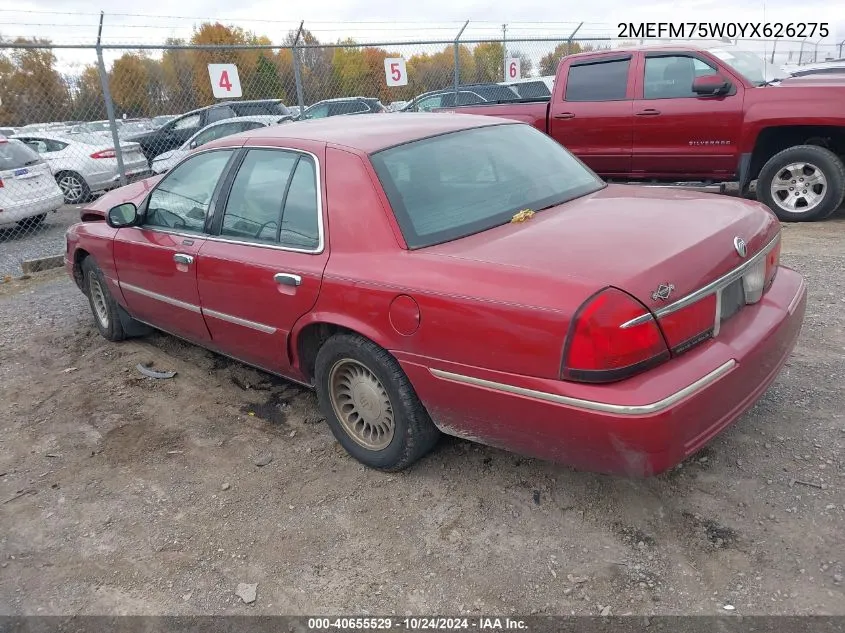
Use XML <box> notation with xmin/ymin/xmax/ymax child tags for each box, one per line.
<box><xmin>0</xmin><ymin>205</ymin><xmax>80</xmax><ymax>277</ymax></box>
<box><xmin>0</xmin><ymin>211</ymin><xmax>843</xmax><ymax>616</ymax></box>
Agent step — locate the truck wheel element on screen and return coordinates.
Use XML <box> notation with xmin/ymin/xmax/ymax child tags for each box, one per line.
<box><xmin>757</xmin><ymin>145</ymin><xmax>845</xmax><ymax>221</ymax></box>
<box><xmin>314</xmin><ymin>333</ymin><xmax>440</xmax><ymax>471</ymax></box>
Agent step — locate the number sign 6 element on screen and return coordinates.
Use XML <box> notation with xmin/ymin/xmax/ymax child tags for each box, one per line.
<box><xmin>505</xmin><ymin>57</ymin><xmax>521</xmax><ymax>81</ymax></box>
<box><xmin>384</xmin><ymin>57</ymin><xmax>408</xmax><ymax>87</ymax></box>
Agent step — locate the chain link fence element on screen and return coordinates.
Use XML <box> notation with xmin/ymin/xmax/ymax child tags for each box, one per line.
<box><xmin>1</xmin><ymin>28</ymin><xmax>843</xmax><ymax>276</ymax></box>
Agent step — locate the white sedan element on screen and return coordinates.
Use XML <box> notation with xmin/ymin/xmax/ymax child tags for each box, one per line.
<box><xmin>151</xmin><ymin>115</ymin><xmax>288</xmax><ymax>174</ymax></box>
<box><xmin>0</xmin><ymin>137</ymin><xmax>64</xmax><ymax>228</ymax></box>
<box><xmin>12</xmin><ymin>132</ymin><xmax>150</xmax><ymax>204</ymax></box>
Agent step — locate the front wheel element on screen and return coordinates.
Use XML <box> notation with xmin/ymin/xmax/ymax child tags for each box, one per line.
<box><xmin>81</xmin><ymin>257</ymin><xmax>128</xmax><ymax>341</ymax></box>
<box><xmin>756</xmin><ymin>145</ymin><xmax>845</xmax><ymax>222</ymax></box>
<box><xmin>314</xmin><ymin>333</ymin><xmax>441</xmax><ymax>471</ymax></box>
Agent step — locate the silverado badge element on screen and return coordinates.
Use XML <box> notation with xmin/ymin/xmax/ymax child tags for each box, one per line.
<box><xmin>652</xmin><ymin>283</ymin><xmax>675</xmax><ymax>301</ymax></box>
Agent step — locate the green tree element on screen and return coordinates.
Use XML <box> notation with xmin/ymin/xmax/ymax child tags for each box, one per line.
<box><xmin>110</xmin><ymin>52</ymin><xmax>151</xmax><ymax>117</ymax></box>
<box><xmin>161</xmin><ymin>38</ymin><xmax>197</xmax><ymax>113</ymax></box>
<box><xmin>538</xmin><ymin>42</ymin><xmax>600</xmax><ymax>76</ymax></box>
<box><xmin>70</xmin><ymin>65</ymin><xmax>106</xmax><ymax>121</ymax></box>
<box><xmin>0</xmin><ymin>38</ymin><xmax>71</xmax><ymax>125</ymax></box>
<box><xmin>473</xmin><ymin>41</ymin><xmax>504</xmax><ymax>83</ymax></box>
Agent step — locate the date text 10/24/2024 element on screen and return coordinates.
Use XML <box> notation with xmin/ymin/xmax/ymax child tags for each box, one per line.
<box><xmin>618</xmin><ymin>22</ymin><xmax>830</xmax><ymax>39</ymax></box>
<box><xmin>307</xmin><ymin>618</ymin><xmax>528</xmax><ymax>631</ymax></box>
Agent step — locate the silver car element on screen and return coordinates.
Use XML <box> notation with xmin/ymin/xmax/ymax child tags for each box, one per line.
<box><xmin>12</xmin><ymin>132</ymin><xmax>150</xmax><ymax>204</ymax></box>
<box><xmin>151</xmin><ymin>115</ymin><xmax>286</xmax><ymax>174</ymax></box>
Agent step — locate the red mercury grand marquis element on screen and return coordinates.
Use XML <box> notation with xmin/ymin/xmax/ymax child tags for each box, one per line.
<box><xmin>64</xmin><ymin>113</ymin><xmax>807</xmax><ymax>476</ymax></box>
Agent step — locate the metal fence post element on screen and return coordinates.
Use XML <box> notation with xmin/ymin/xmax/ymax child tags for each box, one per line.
<box><xmin>453</xmin><ymin>21</ymin><xmax>469</xmax><ymax>99</ymax></box>
<box><xmin>566</xmin><ymin>22</ymin><xmax>583</xmax><ymax>57</ymax></box>
<box><xmin>95</xmin><ymin>12</ymin><xmax>126</xmax><ymax>186</ymax></box>
<box><xmin>292</xmin><ymin>21</ymin><xmax>305</xmax><ymax>113</ymax></box>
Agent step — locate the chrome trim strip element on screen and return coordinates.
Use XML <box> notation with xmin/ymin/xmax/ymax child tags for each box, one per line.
<box><xmin>787</xmin><ymin>278</ymin><xmax>806</xmax><ymax>314</ymax></box>
<box><xmin>429</xmin><ymin>359</ymin><xmax>737</xmax><ymax>415</ymax></box>
<box><xmin>119</xmin><ymin>282</ymin><xmax>201</xmax><ymax>314</ymax></box>
<box><xmin>654</xmin><ymin>233</ymin><xmax>779</xmax><ymax>319</ymax></box>
<box><xmin>139</xmin><ymin>146</ymin><xmax>325</xmax><ymax>255</ymax></box>
<box><xmin>620</xmin><ymin>312</ymin><xmax>654</xmax><ymax>329</ymax></box>
<box><xmin>202</xmin><ymin>308</ymin><xmax>277</xmax><ymax>334</ymax></box>
<box><xmin>621</xmin><ymin>232</ymin><xmax>781</xmax><ymax>329</ymax></box>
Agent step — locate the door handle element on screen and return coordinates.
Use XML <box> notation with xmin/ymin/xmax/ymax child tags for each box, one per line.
<box><xmin>173</xmin><ymin>253</ymin><xmax>194</xmax><ymax>265</ymax></box>
<box><xmin>274</xmin><ymin>273</ymin><xmax>302</xmax><ymax>287</ymax></box>
<box><xmin>635</xmin><ymin>109</ymin><xmax>661</xmax><ymax>116</ymax></box>
<box><xmin>554</xmin><ymin>112</ymin><xmax>576</xmax><ymax>120</ymax></box>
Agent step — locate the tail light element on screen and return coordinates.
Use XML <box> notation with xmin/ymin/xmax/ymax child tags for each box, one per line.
<box><xmin>0</xmin><ymin>179</ymin><xmax>4</xmax><ymax>188</ymax></box>
<box><xmin>561</xmin><ymin>287</ymin><xmax>669</xmax><ymax>383</ymax></box>
<box><xmin>90</xmin><ymin>149</ymin><xmax>116</xmax><ymax>159</ymax></box>
<box><xmin>656</xmin><ymin>294</ymin><xmax>717</xmax><ymax>354</ymax></box>
<box><xmin>744</xmin><ymin>232</ymin><xmax>781</xmax><ymax>303</ymax></box>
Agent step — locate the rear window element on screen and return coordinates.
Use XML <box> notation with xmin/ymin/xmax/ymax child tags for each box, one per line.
<box><xmin>0</xmin><ymin>139</ymin><xmax>42</xmax><ymax>171</ymax></box>
<box><xmin>369</xmin><ymin>124</ymin><xmax>603</xmax><ymax>249</ymax></box>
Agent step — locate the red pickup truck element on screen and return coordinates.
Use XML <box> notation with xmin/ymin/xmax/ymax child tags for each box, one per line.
<box><xmin>442</xmin><ymin>44</ymin><xmax>845</xmax><ymax>222</ymax></box>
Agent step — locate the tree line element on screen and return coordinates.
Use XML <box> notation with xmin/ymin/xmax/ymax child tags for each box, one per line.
<box><xmin>0</xmin><ymin>24</ymin><xmax>598</xmax><ymax>126</ymax></box>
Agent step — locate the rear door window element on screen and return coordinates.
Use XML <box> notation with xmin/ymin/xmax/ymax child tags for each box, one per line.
<box><xmin>220</xmin><ymin>149</ymin><xmax>320</xmax><ymax>250</ymax></box>
<box><xmin>564</xmin><ymin>58</ymin><xmax>631</xmax><ymax>101</ymax></box>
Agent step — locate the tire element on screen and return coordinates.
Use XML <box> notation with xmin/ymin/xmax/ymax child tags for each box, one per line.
<box><xmin>314</xmin><ymin>333</ymin><xmax>441</xmax><ymax>471</ymax></box>
<box><xmin>756</xmin><ymin>145</ymin><xmax>845</xmax><ymax>222</ymax></box>
<box><xmin>56</xmin><ymin>171</ymin><xmax>91</xmax><ymax>205</ymax></box>
<box><xmin>17</xmin><ymin>213</ymin><xmax>46</xmax><ymax>229</ymax></box>
<box><xmin>81</xmin><ymin>257</ymin><xmax>128</xmax><ymax>342</ymax></box>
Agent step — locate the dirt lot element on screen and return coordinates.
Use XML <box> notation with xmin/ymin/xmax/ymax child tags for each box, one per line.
<box><xmin>1</xmin><ymin>212</ymin><xmax>843</xmax><ymax>617</ymax></box>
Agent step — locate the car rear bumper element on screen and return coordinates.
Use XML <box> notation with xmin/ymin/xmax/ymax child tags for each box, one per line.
<box><xmin>0</xmin><ymin>191</ymin><xmax>64</xmax><ymax>226</ymax></box>
<box><xmin>398</xmin><ymin>266</ymin><xmax>807</xmax><ymax>476</ymax></box>
<box><xmin>86</xmin><ymin>159</ymin><xmax>151</xmax><ymax>192</ymax></box>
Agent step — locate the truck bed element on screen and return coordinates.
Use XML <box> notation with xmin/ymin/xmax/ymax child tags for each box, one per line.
<box><xmin>435</xmin><ymin>99</ymin><xmax>551</xmax><ymax>134</ymax></box>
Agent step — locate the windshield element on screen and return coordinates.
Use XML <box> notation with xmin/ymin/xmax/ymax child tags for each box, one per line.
<box><xmin>707</xmin><ymin>47</ymin><xmax>788</xmax><ymax>84</ymax></box>
<box><xmin>369</xmin><ymin>124</ymin><xmax>604</xmax><ymax>249</ymax></box>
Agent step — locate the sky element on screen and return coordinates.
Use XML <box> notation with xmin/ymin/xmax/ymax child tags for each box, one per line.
<box><xmin>1</xmin><ymin>0</ymin><xmax>844</xmax><ymax>73</ymax></box>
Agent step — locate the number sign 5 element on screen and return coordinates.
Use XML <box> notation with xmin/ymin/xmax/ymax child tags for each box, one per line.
<box><xmin>384</xmin><ymin>57</ymin><xmax>408</xmax><ymax>87</ymax></box>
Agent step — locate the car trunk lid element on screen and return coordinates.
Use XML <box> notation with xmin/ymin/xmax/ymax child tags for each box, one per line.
<box><xmin>426</xmin><ymin>184</ymin><xmax>781</xmax><ymax>339</ymax></box>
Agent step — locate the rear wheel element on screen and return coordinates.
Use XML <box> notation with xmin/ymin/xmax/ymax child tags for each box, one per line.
<box><xmin>314</xmin><ymin>333</ymin><xmax>440</xmax><ymax>471</ymax></box>
<box><xmin>56</xmin><ymin>171</ymin><xmax>91</xmax><ymax>205</ymax></box>
<box><xmin>756</xmin><ymin>145</ymin><xmax>845</xmax><ymax>222</ymax></box>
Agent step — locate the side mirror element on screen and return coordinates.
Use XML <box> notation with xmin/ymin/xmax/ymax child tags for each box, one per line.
<box><xmin>189</xmin><ymin>140</ymin><xmax>198</xmax><ymax>149</ymax></box>
<box><xmin>692</xmin><ymin>74</ymin><xmax>731</xmax><ymax>96</ymax></box>
<box><xmin>106</xmin><ymin>202</ymin><xmax>139</xmax><ymax>228</ymax></box>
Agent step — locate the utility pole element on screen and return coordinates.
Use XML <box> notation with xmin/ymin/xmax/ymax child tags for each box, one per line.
<box><xmin>502</xmin><ymin>23</ymin><xmax>508</xmax><ymax>80</ymax></box>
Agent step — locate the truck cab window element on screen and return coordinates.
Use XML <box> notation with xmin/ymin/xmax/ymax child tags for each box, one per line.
<box><xmin>564</xmin><ymin>59</ymin><xmax>630</xmax><ymax>101</ymax></box>
<box><xmin>644</xmin><ymin>56</ymin><xmax>718</xmax><ymax>99</ymax></box>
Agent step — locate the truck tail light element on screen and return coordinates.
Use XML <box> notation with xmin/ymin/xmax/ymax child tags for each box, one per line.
<box><xmin>656</xmin><ymin>294</ymin><xmax>716</xmax><ymax>355</ymax></box>
<box><xmin>0</xmin><ymin>178</ymin><xmax>4</xmax><ymax>188</ymax></box>
<box><xmin>561</xmin><ymin>287</ymin><xmax>669</xmax><ymax>383</ymax></box>
<box><xmin>90</xmin><ymin>149</ymin><xmax>116</xmax><ymax>159</ymax></box>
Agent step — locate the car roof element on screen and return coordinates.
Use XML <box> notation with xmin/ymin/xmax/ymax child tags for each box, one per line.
<box><xmin>231</xmin><ymin>112</ymin><xmax>516</xmax><ymax>154</ymax></box>
<box><xmin>204</xmin><ymin>115</ymin><xmax>282</xmax><ymax>127</ymax></box>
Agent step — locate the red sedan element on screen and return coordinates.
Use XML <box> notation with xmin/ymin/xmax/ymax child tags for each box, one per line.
<box><xmin>64</xmin><ymin>113</ymin><xmax>807</xmax><ymax>476</ymax></box>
